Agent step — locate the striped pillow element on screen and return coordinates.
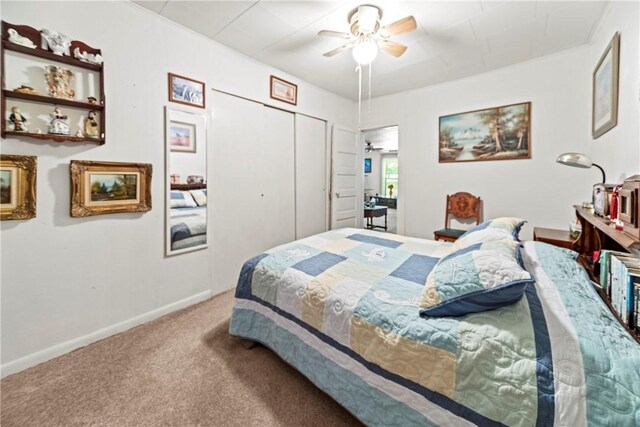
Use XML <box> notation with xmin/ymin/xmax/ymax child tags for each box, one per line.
<box><xmin>170</xmin><ymin>190</ymin><xmax>197</xmax><ymax>208</ymax></box>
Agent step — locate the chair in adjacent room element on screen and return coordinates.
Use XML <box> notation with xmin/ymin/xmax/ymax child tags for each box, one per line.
<box><xmin>433</xmin><ymin>192</ymin><xmax>482</xmax><ymax>242</ymax></box>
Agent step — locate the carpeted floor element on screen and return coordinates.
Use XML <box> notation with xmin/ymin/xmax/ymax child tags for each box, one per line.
<box><xmin>1</xmin><ymin>290</ymin><xmax>362</xmax><ymax>426</ymax></box>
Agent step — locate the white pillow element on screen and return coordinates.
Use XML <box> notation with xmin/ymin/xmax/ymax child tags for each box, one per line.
<box><xmin>170</xmin><ymin>190</ymin><xmax>197</xmax><ymax>208</ymax></box>
<box><xmin>189</xmin><ymin>189</ymin><xmax>207</xmax><ymax>206</ymax></box>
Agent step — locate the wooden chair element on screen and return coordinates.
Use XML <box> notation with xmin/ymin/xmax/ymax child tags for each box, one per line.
<box><xmin>433</xmin><ymin>192</ymin><xmax>482</xmax><ymax>242</ymax></box>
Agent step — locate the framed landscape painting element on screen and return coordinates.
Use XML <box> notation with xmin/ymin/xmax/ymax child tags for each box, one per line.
<box><xmin>70</xmin><ymin>160</ymin><xmax>152</xmax><ymax>217</ymax></box>
<box><xmin>439</xmin><ymin>102</ymin><xmax>531</xmax><ymax>163</ymax></box>
<box><xmin>169</xmin><ymin>121</ymin><xmax>196</xmax><ymax>152</ymax></box>
<box><xmin>0</xmin><ymin>155</ymin><xmax>36</xmax><ymax>220</ymax></box>
<box><xmin>592</xmin><ymin>32</ymin><xmax>620</xmax><ymax>139</ymax></box>
<box><xmin>168</xmin><ymin>73</ymin><xmax>205</xmax><ymax>109</ymax></box>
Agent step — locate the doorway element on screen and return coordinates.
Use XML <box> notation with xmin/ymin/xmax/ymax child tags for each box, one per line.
<box><xmin>362</xmin><ymin>125</ymin><xmax>399</xmax><ymax>234</ymax></box>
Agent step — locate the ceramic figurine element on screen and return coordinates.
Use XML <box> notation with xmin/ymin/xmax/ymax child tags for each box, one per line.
<box><xmin>8</xmin><ymin>28</ymin><xmax>36</xmax><ymax>49</ymax></box>
<box><xmin>73</xmin><ymin>47</ymin><xmax>104</xmax><ymax>65</ymax></box>
<box><xmin>48</xmin><ymin>107</ymin><xmax>70</xmax><ymax>135</ymax></box>
<box><xmin>75</xmin><ymin>128</ymin><xmax>84</xmax><ymax>137</ymax></box>
<box><xmin>13</xmin><ymin>85</ymin><xmax>37</xmax><ymax>95</ymax></box>
<box><xmin>87</xmin><ymin>96</ymin><xmax>97</xmax><ymax>104</ymax></box>
<box><xmin>45</xmin><ymin>65</ymin><xmax>76</xmax><ymax>100</ymax></box>
<box><xmin>41</xmin><ymin>29</ymin><xmax>71</xmax><ymax>56</ymax></box>
<box><xmin>8</xmin><ymin>106</ymin><xmax>28</xmax><ymax>132</ymax></box>
<box><xmin>36</xmin><ymin>128</ymin><xmax>42</xmax><ymax>134</ymax></box>
<box><xmin>84</xmin><ymin>111</ymin><xmax>99</xmax><ymax>138</ymax></box>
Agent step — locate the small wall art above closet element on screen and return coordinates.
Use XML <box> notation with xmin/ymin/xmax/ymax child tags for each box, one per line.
<box><xmin>1</xmin><ymin>21</ymin><xmax>106</xmax><ymax>145</ymax></box>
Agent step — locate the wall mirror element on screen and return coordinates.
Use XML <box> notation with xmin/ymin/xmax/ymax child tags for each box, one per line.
<box><xmin>165</xmin><ymin>107</ymin><xmax>208</xmax><ymax>256</ymax></box>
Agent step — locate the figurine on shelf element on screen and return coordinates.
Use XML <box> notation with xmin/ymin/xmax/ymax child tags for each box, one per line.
<box><xmin>8</xmin><ymin>28</ymin><xmax>36</xmax><ymax>49</ymax></box>
<box><xmin>41</xmin><ymin>29</ymin><xmax>71</xmax><ymax>56</ymax></box>
<box><xmin>13</xmin><ymin>85</ymin><xmax>38</xmax><ymax>95</ymax></box>
<box><xmin>48</xmin><ymin>107</ymin><xmax>70</xmax><ymax>135</ymax></box>
<box><xmin>8</xmin><ymin>107</ymin><xmax>28</xmax><ymax>132</ymax></box>
<box><xmin>84</xmin><ymin>111</ymin><xmax>99</xmax><ymax>138</ymax></box>
<box><xmin>87</xmin><ymin>96</ymin><xmax>97</xmax><ymax>105</ymax></box>
<box><xmin>73</xmin><ymin>47</ymin><xmax>104</xmax><ymax>65</ymax></box>
<box><xmin>75</xmin><ymin>128</ymin><xmax>84</xmax><ymax>138</ymax></box>
<box><xmin>45</xmin><ymin>65</ymin><xmax>76</xmax><ymax>100</ymax></box>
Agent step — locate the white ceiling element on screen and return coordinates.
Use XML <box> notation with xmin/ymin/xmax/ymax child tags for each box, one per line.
<box><xmin>134</xmin><ymin>0</ymin><xmax>610</xmax><ymax>100</ymax></box>
<box><xmin>364</xmin><ymin>125</ymin><xmax>398</xmax><ymax>151</ymax></box>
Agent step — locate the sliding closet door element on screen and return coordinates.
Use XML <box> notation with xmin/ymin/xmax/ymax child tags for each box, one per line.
<box><xmin>261</xmin><ymin>106</ymin><xmax>295</xmax><ymax>249</ymax></box>
<box><xmin>211</xmin><ymin>91</ymin><xmax>267</xmax><ymax>289</ymax></box>
<box><xmin>295</xmin><ymin>114</ymin><xmax>327</xmax><ymax>239</ymax></box>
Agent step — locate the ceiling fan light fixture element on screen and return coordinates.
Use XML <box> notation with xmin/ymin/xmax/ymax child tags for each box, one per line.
<box><xmin>352</xmin><ymin>37</ymin><xmax>378</xmax><ymax>65</ymax></box>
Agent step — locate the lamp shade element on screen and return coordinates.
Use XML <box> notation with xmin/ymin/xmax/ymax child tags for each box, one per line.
<box><xmin>556</xmin><ymin>152</ymin><xmax>593</xmax><ymax>168</ymax></box>
<box><xmin>352</xmin><ymin>38</ymin><xmax>378</xmax><ymax>65</ymax></box>
<box><xmin>556</xmin><ymin>152</ymin><xmax>606</xmax><ymax>183</ymax></box>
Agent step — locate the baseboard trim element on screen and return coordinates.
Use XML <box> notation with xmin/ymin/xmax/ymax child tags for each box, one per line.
<box><xmin>1</xmin><ymin>290</ymin><xmax>212</xmax><ymax>378</ymax></box>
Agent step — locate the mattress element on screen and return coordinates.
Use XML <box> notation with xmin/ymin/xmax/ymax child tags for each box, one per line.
<box><xmin>228</xmin><ymin>228</ymin><xmax>640</xmax><ymax>426</ymax></box>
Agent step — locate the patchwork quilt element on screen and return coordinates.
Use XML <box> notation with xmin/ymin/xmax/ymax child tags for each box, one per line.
<box><xmin>170</xmin><ymin>206</ymin><xmax>207</xmax><ymax>250</ymax></box>
<box><xmin>229</xmin><ymin>229</ymin><xmax>640</xmax><ymax>426</ymax></box>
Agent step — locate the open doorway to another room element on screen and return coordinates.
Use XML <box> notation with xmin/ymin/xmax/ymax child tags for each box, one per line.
<box><xmin>363</xmin><ymin>125</ymin><xmax>398</xmax><ymax>234</ymax></box>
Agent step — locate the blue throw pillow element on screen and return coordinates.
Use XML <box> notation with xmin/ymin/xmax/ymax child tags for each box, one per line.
<box><xmin>419</xmin><ymin>239</ymin><xmax>534</xmax><ymax>317</ymax></box>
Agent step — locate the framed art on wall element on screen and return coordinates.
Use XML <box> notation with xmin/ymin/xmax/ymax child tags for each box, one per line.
<box><xmin>168</xmin><ymin>73</ymin><xmax>205</xmax><ymax>109</ymax></box>
<box><xmin>0</xmin><ymin>155</ymin><xmax>36</xmax><ymax>220</ymax></box>
<box><xmin>270</xmin><ymin>75</ymin><xmax>297</xmax><ymax>105</ymax></box>
<box><xmin>169</xmin><ymin>121</ymin><xmax>196</xmax><ymax>152</ymax></box>
<box><xmin>439</xmin><ymin>102</ymin><xmax>531</xmax><ymax>163</ymax></box>
<box><xmin>592</xmin><ymin>32</ymin><xmax>620</xmax><ymax>139</ymax></box>
<box><xmin>70</xmin><ymin>160</ymin><xmax>152</xmax><ymax>217</ymax></box>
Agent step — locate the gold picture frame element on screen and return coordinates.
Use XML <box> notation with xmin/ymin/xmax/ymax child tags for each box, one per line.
<box><xmin>70</xmin><ymin>160</ymin><xmax>152</xmax><ymax>217</ymax></box>
<box><xmin>1</xmin><ymin>155</ymin><xmax>37</xmax><ymax>220</ymax></box>
<box><xmin>592</xmin><ymin>32</ymin><xmax>620</xmax><ymax>139</ymax></box>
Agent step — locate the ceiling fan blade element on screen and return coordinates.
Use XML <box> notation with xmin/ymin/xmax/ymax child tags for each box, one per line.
<box><xmin>380</xmin><ymin>16</ymin><xmax>417</xmax><ymax>37</ymax></box>
<box><xmin>318</xmin><ymin>30</ymin><xmax>353</xmax><ymax>39</ymax></box>
<box><xmin>379</xmin><ymin>40</ymin><xmax>407</xmax><ymax>57</ymax></box>
<box><xmin>323</xmin><ymin>42</ymin><xmax>354</xmax><ymax>57</ymax></box>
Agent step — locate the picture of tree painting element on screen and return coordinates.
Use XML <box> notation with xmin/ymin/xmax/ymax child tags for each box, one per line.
<box><xmin>0</xmin><ymin>170</ymin><xmax>12</xmax><ymax>204</ymax></box>
<box><xmin>439</xmin><ymin>102</ymin><xmax>531</xmax><ymax>163</ymax></box>
<box><xmin>90</xmin><ymin>174</ymin><xmax>138</xmax><ymax>202</ymax></box>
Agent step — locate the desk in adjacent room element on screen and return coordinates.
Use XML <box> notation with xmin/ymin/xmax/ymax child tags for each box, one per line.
<box><xmin>364</xmin><ymin>206</ymin><xmax>387</xmax><ymax>231</ymax></box>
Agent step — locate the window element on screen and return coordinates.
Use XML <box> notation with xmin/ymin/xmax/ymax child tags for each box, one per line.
<box><xmin>382</xmin><ymin>158</ymin><xmax>398</xmax><ymax>198</ymax></box>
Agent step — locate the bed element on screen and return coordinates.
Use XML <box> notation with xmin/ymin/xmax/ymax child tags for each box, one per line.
<box><xmin>228</xmin><ymin>227</ymin><xmax>640</xmax><ymax>426</ymax></box>
<box><xmin>170</xmin><ymin>206</ymin><xmax>207</xmax><ymax>250</ymax></box>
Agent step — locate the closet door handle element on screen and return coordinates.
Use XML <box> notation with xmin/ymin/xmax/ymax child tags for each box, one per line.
<box><xmin>335</xmin><ymin>192</ymin><xmax>340</xmax><ymax>198</ymax></box>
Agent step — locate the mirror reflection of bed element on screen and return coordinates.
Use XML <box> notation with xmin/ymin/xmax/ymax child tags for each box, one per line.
<box><xmin>169</xmin><ymin>181</ymin><xmax>207</xmax><ymax>251</ymax></box>
<box><xmin>165</xmin><ymin>108</ymin><xmax>208</xmax><ymax>256</ymax></box>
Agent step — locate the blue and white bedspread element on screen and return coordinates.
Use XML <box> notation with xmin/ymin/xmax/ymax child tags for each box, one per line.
<box><xmin>170</xmin><ymin>206</ymin><xmax>206</xmax><ymax>250</ymax></box>
<box><xmin>228</xmin><ymin>229</ymin><xmax>640</xmax><ymax>426</ymax></box>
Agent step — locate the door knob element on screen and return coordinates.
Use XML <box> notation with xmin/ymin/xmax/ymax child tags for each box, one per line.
<box><xmin>335</xmin><ymin>192</ymin><xmax>340</xmax><ymax>198</ymax></box>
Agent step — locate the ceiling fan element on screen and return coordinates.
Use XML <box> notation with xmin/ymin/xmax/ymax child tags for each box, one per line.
<box><xmin>365</xmin><ymin>141</ymin><xmax>383</xmax><ymax>152</ymax></box>
<box><xmin>318</xmin><ymin>4</ymin><xmax>417</xmax><ymax>64</ymax></box>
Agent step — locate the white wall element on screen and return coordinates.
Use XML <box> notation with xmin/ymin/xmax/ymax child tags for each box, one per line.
<box><xmin>360</xmin><ymin>3</ymin><xmax>639</xmax><ymax>240</ymax></box>
<box><xmin>587</xmin><ymin>0</ymin><xmax>640</xmax><ymax>182</ymax></box>
<box><xmin>0</xmin><ymin>1</ymin><xmax>353</xmax><ymax>376</ymax></box>
<box><xmin>364</xmin><ymin>151</ymin><xmax>382</xmax><ymax>196</ymax></box>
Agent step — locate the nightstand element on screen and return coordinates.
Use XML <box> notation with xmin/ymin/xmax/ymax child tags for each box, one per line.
<box><xmin>533</xmin><ymin>227</ymin><xmax>575</xmax><ymax>250</ymax></box>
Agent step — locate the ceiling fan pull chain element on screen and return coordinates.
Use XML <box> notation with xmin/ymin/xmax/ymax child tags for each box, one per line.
<box><xmin>357</xmin><ymin>64</ymin><xmax>362</xmax><ymax>125</ymax></box>
<box><xmin>368</xmin><ymin>63</ymin><xmax>372</xmax><ymax>116</ymax></box>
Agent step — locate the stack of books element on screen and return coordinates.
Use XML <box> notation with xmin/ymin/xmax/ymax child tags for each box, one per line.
<box><xmin>599</xmin><ymin>250</ymin><xmax>640</xmax><ymax>333</ymax></box>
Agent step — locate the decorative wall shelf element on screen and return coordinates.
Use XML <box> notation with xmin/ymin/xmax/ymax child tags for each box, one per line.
<box><xmin>1</xmin><ymin>21</ymin><xmax>106</xmax><ymax>145</ymax></box>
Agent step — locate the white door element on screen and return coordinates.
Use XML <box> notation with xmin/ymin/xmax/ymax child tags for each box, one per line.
<box><xmin>261</xmin><ymin>106</ymin><xmax>296</xmax><ymax>249</ymax></box>
<box><xmin>330</xmin><ymin>124</ymin><xmax>362</xmax><ymax>229</ymax></box>
<box><xmin>295</xmin><ymin>114</ymin><xmax>327</xmax><ymax>239</ymax></box>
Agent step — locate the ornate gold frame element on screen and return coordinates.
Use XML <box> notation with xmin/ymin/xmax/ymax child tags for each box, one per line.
<box><xmin>70</xmin><ymin>160</ymin><xmax>152</xmax><ymax>217</ymax></box>
<box><xmin>0</xmin><ymin>155</ymin><xmax>37</xmax><ymax>220</ymax></box>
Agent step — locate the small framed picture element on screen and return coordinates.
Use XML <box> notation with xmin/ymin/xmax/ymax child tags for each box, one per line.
<box><xmin>70</xmin><ymin>160</ymin><xmax>152</xmax><ymax>217</ymax></box>
<box><xmin>270</xmin><ymin>75</ymin><xmax>297</xmax><ymax>105</ymax></box>
<box><xmin>168</xmin><ymin>73</ymin><xmax>205</xmax><ymax>109</ymax></box>
<box><xmin>1</xmin><ymin>155</ymin><xmax>37</xmax><ymax>220</ymax></box>
<box><xmin>169</xmin><ymin>121</ymin><xmax>196</xmax><ymax>152</ymax></box>
<box><xmin>592</xmin><ymin>32</ymin><xmax>620</xmax><ymax>139</ymax></box>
